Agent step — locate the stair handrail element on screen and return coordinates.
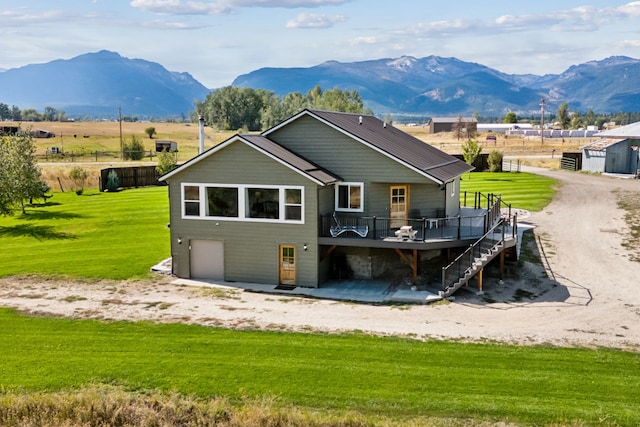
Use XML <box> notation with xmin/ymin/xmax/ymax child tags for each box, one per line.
<box><xmin>441</xmin><ymin>217</ymin><xmax>506</xmax><ymax>294</ymax></box>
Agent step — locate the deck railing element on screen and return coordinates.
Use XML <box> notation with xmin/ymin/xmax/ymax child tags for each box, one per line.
<box><xmin>321</xmin><ymin>212</ymin><xmax>493</xmax><ymax>242</ymax></box>
<box><xmin>320</xmin><ymin>192</ymin><xmax>512</xmax><ymax>244</ymax></box>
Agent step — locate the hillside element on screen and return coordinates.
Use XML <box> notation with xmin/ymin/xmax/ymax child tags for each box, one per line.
<box><xmin>0</xmin><ymin>50</ymin><xmax>210</xmax><ymax>119</ymax></box>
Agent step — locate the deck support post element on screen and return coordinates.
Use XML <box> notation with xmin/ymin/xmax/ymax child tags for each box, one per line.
<box><xmin>394</xmin><ymin>248</ymin><xmax>419</xmax><ymax>285</ymax></box>
<box><xmin>499</xmin><ymin>250</ymin><xmax>505</xmax><ymax>280</ymax></box>
<box><xmin>477</xmin><ymin>268</ymin><xmax>483</xmax><ymax>292</ymax></box>
<box><xmin>320</xmin><ymin>245</ymin><xmax>337</xmax><ymax>262</ymax></box>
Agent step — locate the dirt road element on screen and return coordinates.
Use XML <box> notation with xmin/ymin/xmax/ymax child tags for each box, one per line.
<box><xmin>1</xmin><ymin>168</ymin><xmax>639</xmax><ymax>349</ymax></box>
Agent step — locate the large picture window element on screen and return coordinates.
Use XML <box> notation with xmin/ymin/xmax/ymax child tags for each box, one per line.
<box><xmin>335</xmin><ymin>182</ymin><xmax>363</xmax><ymax>212</ymax></box>
<box><xmin>181</xmin><ymin>183</ymin><xmax>303</xmax><ymax>223</ymax></box>
<box><xmin>206</xmin><ymin>187</ymin><xmax>238</xmax><ymax>217</ymax></box>
<box><xmin>247</xmin><ymin>188</ymin><xmax>279</xmax><ymax>219</ymax></box>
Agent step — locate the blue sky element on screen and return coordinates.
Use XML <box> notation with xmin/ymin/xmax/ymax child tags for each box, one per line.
<box><xmin>2</xmin><ymin>0</ymin><xmax>640</xmax><ymax>88</ymax></box>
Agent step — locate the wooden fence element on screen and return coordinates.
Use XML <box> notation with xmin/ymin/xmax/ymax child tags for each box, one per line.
<box><xmin>100</xmin><ymin>166</ymin><xmax>163</xmax><ymax>192</ymax></box>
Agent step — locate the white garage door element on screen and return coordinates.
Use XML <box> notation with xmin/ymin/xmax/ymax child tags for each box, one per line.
<box><xmin>190</xmin><ymin>240</ymin><xmax>224</xmax><ymax>280</ymax></box>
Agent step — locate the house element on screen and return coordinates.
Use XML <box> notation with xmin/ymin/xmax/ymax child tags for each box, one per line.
<box><xmin>160</xmin><ymin>109</ymin><xmax>515</xmax><ymax>296</ymax></box>
<box><xmin>428</xmin><ymin>117</ymin><xmax>478</xmax><ymax>134</ymax></box>
<box><xmin>582</xmin><ymin>122</ymin><xmax>640</xmax><ymax>174</ymax></box>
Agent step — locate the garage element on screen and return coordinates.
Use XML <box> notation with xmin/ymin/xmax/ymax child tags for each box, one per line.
<box><xmin>189</xmin><ymin>240</ymin><xmax>224</xmax><ymax>280</ymax></box>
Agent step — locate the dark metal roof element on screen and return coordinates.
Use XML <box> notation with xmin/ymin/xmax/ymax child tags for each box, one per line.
<box><xmin>240</xmin><ymin>134</ymin><xmax>341</xmax><ymax>185</ymax></box>
<box><xmin>304</xmin><ymin>109</ymin><xmax>473</xmax><ymax>183</ymax></box>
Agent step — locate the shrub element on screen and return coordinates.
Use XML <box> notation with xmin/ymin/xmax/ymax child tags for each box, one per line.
<box><xmin>106</xmin><ymin>170</ymin><xmax>120</xmax><ymax>192</ymax></box>
<box><xmin>123</xmin><ymin>135</ymin><xmax>145</xmax><ymax>160</ymax></box>
<box><xmin>69</xmin><ymin>166</ymin><xmax>89</xmax><ymax>194</ymax></box>
<box><xmin>488</xmin><ymin>150</ymin><xmax>504</xmax><ymax>172</ymax></box>
<box><xmin>462</xmin><ymin>139</ymin><xmax>482</xmax><ymax>166</ymax></box>
<box><xmin>156</xmin><ymin>150</ymin><xmax>177</xmax><ymax>176</ymax></box>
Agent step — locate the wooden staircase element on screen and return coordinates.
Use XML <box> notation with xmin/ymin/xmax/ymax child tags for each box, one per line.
<box><xmin>439</xmin><ymin>220</ymin><xmax>508</xmax><ymax>298</ymax></box>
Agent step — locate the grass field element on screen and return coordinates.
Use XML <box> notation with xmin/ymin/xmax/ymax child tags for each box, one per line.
<box><xmin>0</xmin><ymin>186</ymin><xmax>169</xmax><ymax>279</ymax></box>
<box><xmin>1</xmin><ymin>307</ymin><xmax>639</xmax><ymax>426</ymax></box>
<box><xmin>460</xmin><ymin>171</ymin><xmax>558</xmax><ymax>212</ymax></box>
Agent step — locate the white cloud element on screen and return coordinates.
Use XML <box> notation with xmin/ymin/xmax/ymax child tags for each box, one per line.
<box><xmin>617</xmin><ymin>1</ymin><xmax>640</xmax><ymax>16</ymax></box>
<box><xmin>286</xmin><ymin>12</ymin><xmax>345</xmax><ymax>29</ymax></box>
<box><xmin>130</xmin><ymin>0</ymin><xmax>349</xmax><ymax>15</ymax></box>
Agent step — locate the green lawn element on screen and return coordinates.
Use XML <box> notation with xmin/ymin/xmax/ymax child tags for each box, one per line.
<box><xmin>0</xmin><ymin>186</ymin><xmax>170</xmax><ymax>279</ymax></box>
<box><xmin>1</xmin><ymin>307</ymin><xmax>638</xmax><ymax>425</ymax></box>
<box><xmin>460</xmin><ymin>171</ymin><xmax>558</xmax><ymax>212</ymax></box>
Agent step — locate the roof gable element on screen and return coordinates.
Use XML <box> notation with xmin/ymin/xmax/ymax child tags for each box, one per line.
<box><xmin>159</xmin><ymin>134</ymin><xmax>340</xmax><ymax>186</ymax></box>
<box><xmin>265</xmin><ymin>109</ymin><xmax>473</xmax><ymax>184</ymax></box>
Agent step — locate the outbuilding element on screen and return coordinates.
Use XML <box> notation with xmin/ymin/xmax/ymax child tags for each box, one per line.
<box><xmin>583</xmin><ymin>122</ymin><xmax>640</xmax><ymax>175</ymax></box>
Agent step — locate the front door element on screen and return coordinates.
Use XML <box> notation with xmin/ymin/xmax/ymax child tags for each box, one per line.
<box><xmin>279</xmin><ymin>245</ymin><xmax>296</xmax><ymax>285</ymax></box>
<box><xmin>390</xmin><ymin>185</ymin><xmax>409</xmax><ymax>228</ymax></box>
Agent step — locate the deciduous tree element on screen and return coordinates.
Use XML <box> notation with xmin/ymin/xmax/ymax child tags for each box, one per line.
<box><xmin>0</xmin><ymin>131</ymin><xmax>47</xmax><ymax>215</ymax></box>
<box><xmin>557</xmin><ymin>102</ymin><xmax>570</xmax><ymax>129</ymax></box>
<box><xmin>503</xmin><ymin>112</ymin><xmax>517</xmax><ymax>123</ymax></box>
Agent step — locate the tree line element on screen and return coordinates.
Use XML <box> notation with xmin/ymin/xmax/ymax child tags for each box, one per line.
<box><xmin>195</xmin><ymin>85</ymin><xmax>372</xmax><ymax>131</ymax></box>
<box><xmin>0</xmin><ymin>104</ymin><xmax>71</xmax><ymax>122</ymax></box>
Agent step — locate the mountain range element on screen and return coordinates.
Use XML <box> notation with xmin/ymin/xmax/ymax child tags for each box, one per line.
<box><xmin>232</xmin><ymin>55</ymin><xmax>640</xmax><ymax>117</ymax></box>
<box><xmin>1</xmin><ymin>50</ymin><xmax>639</xmax><ymax>119</ymax></box>
<box><xmin>0</xmin><ymin>50</ymin><xmax>209</xmax><ymax>119</ymax></box>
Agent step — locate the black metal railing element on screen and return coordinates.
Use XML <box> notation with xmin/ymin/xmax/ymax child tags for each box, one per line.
<box><xmin>320</xmin><ymin>192</ymin><xmax>511</xmax><ymax>244</ymax></box>
<box><xmin>320</xmin><ymin>212</ymin><xmax>492</xmax><ymax>242</ymax></box>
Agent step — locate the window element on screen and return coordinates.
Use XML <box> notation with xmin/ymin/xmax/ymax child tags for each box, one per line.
<box><xmin>181</xmin><ymin>183</ymin><xmax>303</xmax><ymax>223</ymax></box>
<box><xmin>206</xmin><ymin>187</ymin><xmax>238</xmax><ymax>217</ymax></box>
<box><xmin>183</xmin><ymin>185</ymin><xmax>200</xmax><ymax>216</ymax></box>
<box><xmin>285</xmin><ymin>189</ymin><xmax>302</xmax><ymax>220</ymax></box>
<box><xmin>335</xmin><ymin>182</ymin><xmax>363</xmax><ymax>212</ymax></box>
<box><xmin>247</xmin><ymin>188</ymin><xmax>279</xmax><ymax>219</ymax></box>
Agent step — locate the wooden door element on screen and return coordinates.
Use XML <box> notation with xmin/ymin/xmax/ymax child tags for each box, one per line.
<box><xmin>279</xmin><ymin>245</ymin><xmax>296</xmax><ymax>285</ymax></box>
<box><xmin>390</xmin><ymin>185</ymin><xmax>409</xmax><ymax>228</ymax></box>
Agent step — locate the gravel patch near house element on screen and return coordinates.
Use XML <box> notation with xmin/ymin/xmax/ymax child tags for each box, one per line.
<box><xmin>2</xmin><ymin>167</ymin><xmax>640</xmax><ymax>350</ymax></box>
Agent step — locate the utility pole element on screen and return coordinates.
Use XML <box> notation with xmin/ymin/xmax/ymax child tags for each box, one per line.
<box><xmin>540</xmin><ymin>99</ymin><xmax>545</xmax><ymax>145</ymax></box>
<box><xmin>119</xmin><ymin>107</ymin><xmax>123</xmax><ymax>160</ymax></box>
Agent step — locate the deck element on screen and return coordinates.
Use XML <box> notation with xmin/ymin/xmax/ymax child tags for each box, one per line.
<box><xmin>319</xmin><ymin>207</ymin><xmax>503</xmax><ymax>250</ymax></box>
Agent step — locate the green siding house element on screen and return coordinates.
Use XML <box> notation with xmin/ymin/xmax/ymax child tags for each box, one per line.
<box><xmin>160</xmin><ymin>109</ymin><xmax>509</xmax><ymax>292</ymax></box>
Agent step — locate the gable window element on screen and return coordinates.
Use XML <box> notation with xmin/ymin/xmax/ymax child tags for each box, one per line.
<box><xmin>183</xmin><ymin>185</ymin><xmax>201</xmax><ymax>216</ymax></box>
<box><xmin>206</xmin><ymin>187</ymin><xmax>238</xmax><ymax>217</ymax></box>
<box><xmin>335</xmin><ymin>182</ymin><xmax>363</xmax><ymax>212</ymax></box>
<box><xmin>181</xmin><ymin>183</ymin><xmax>303</xmax><ymax>223</ymax></box>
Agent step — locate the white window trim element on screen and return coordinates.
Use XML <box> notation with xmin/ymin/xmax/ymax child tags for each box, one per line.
<box><xmin>181</xmin><ymin>183</ymin><xmax>203</xmax><ymax>217</ymax></box>
<box><xmin>180</xmin><ymin>183</ymin><xmax>304</xmax><ymax>224</ymax></box>
<box><xmin>335</xmin><ymin>182</ymin><xmax>364</xmax><ymax>212</ymax></box>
